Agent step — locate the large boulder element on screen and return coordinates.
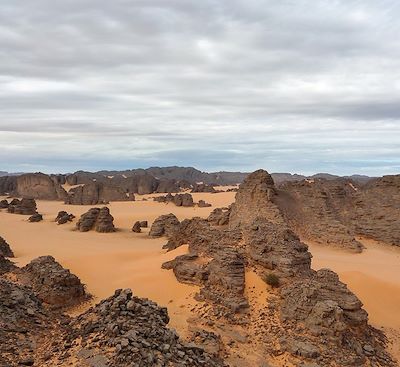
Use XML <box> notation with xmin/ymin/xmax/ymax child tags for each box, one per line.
<box><xmin>149</xmin><ymin>214</ymin><xmax>180</xmax><ymax>237</ymax></box>
<box><xmin>7</xmin><ymin>198</ymin><xmax>37</xmax><ymax>215</ymax></box>
<box><xmin>76</xmin><ymin>207</ymin><xmax>115</xmax><ymax>233</ymax></box>
<box><xmin>173</xmin><ymin>193</ymin><xmax>194</xmax><ymax>207</ymax></box>
<box><xmin>66</xmin><ymin>182</ymin><xmax>129</xmax><ymax>205</ymax></box>
<box><xmin>16</xmin><ymin>173</ymin><xmax>67</xmax><ymax>200</ymax></box>
<box><xmin>21</xmin><ymin>256</ymin><xmax>87</xmax><ymax>308</ymax></box>
<box><xmin>0</xmin><ymin>199</ymin><xmax>9</xmax><ymax>209</ymax></box>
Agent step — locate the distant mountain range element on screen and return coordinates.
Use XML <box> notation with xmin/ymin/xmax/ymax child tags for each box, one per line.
<box><xmin>0</xmin><ymin>167</ymin><xmax>375</xmax><ymax>185</ymax></box>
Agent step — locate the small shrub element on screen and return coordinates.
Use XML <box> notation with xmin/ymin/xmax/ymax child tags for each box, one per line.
<box><xmin>265</xmin><ymin>273</ymin><xmax>280</xmax><ymax>288</ymax></box>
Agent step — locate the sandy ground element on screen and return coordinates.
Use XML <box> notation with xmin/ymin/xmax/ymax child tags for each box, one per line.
<box><xmin>1</xmin><ymin>190</ymin><xmax>399</xmax><ymax>362</ymax></box>
<box><xmin>0</xmin><ymin>192</ymin><xmax>235</xmax><ymax>334</ymax></box>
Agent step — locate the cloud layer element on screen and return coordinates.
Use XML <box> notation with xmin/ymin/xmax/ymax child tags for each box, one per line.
<box><xmin>1</xmin><ymin>0</ymin><xmax>400</xmax><ymax>175</ymax></box>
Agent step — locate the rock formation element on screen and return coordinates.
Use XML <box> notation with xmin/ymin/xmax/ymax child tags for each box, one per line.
<box><xmin>7</xmin><ymin>198</ymin><xmax>37</xmax><ymax>215</ymax></box>
<box><xmin>16</xmin><ymin>173</ymin><xmax>67</xmax><ymax>200</ymax></box>
<box><xmin>0</xmin><ymin>236</ymin><xmax>14</xmax><ymax>257</ymax></box>
<box><xmin>55</xmin><ymin>210</ymin><xmax>75</xmax><ymax>224</ymax></box>
<box><xmin>76</xmin><ymin>207</ymin><xmax>115</xmax><ymax>232</ymax></box>
<box><xmin>149</xmin><ymin>213</ymin><xmax>180</xmax><ymax>237</ymax></box>
<box><xmin>21</xmin><ymin>256</ymin><xmax>87</xmax><ymax>308</ymax></box>
<box><xmin>207</xmin><ymin>207</ymin><xmax>230</xmax><ymax>225</ymax></box>
<box><xmin>154</xmin><ymin>193</ymin><xmax>195</xmax><ymax>207</ymax></box>
<box><xmin>132</xmin><ymin>221</ymin><xmax>141</xmax><ymax>233</ymax></box>
<box><xmin>191</xmin><ymin>183</ymin><xmax>218</xmax><ymax>193</ymax></box>
<box><xmin>159</xmin><ymin>169</ymin><xmax>395</xmax><ymax>366</ymax></box>
<box><xmin>278</xmin><ymin>175</ymin><xmax>400</xmax><ymax>250</ymax></box>
<box><xmin>66</xmin><ymin>182</ymin><xmax>130</xmax><ymax>205</ymax></box>
<box><xmin>0</xmin><ymin>199</ymin><xmax>9</xmax><ymax>209</ymax></box>
<box><xmin>198</xmin><ymin>199</ymin><xmax>212</xmax><ymax>207</ymax></box>
<box><xmin>0</xmin><ymin>257</ymin><xmax>223</xmax><ymax>367</ymax></box>
<box><xmin>28</xmin><ymin>213</ymin><xmax>43</xmax><ymax>222</ymax></box>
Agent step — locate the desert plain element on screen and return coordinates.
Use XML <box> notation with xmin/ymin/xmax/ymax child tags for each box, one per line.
<box><xmin>1</xmin><ymin>188</ymin><xmax>399</xmax><ymax>364</ymax></box>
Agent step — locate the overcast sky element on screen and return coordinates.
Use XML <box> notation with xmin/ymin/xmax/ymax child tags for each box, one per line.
<box><xmin>1</xmin><ymin>0</ymin><xmax>400</xmax><ymax>175</ymax></box>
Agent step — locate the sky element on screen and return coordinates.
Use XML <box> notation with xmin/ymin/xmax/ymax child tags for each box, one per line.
<box><xmin>1</xmin><ymin>0</ymin><xmax>400</xmax><ymax>175</ymax></box>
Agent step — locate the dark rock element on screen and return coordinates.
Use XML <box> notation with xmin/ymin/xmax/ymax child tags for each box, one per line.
<box><xmin>28</xmin><ymin>213</ymin><xmax>43</xmax><ymax>222</ymax></box>
<box><xmin>0</xmin><ymin>236</ymin><xmax>14</xmax><ymax>257</ymax></box>
<box><xmin>132</xmin><ymin>221</ymin><xmax>141</xmax><ymax>233</ymax></box>
<box><xmin>76</xmin><ymin>207</ymin><xmax>115</xmax><ymax>233</ymax></box>
<box><xmin>8</xmin><ymin>198</ymin><xmax>37</xmax><ymax>215</ymax></box>
<box><xmin>22</xmin><ymin>256</ymin><xmax>87</xmax><ymax>308</ymax></box>
<box><xmin>55</xmin><ymin>211</ymin><xmax>75</xmax><ymax>224</ymax></box>
<box><xmin>0</xmin><ymin>199</ymin><xmax>9</xmax><ymax>209</ymax></box>
<box><xmin>139</xmin><ymin>220</ymin><xmax>148</xmax><ymax>228</ymax></box>
<box><xmin>149</xmin><ymin>214</ymin><xmax>180</xmax><ymax>237</ymax></box>
<box><xmin>198</xmin><ymin>200</ymin><xmax>212</xmax><ymax>208</ymax></box>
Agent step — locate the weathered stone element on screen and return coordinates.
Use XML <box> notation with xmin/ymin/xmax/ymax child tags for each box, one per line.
<box><xmin>149</xmin><ymin>214</ymin><xmax>180</xmax><ymax>237</ymax></box>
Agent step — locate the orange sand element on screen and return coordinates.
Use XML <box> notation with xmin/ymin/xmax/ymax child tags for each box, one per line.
<box><xmin>0</xmin><ymin>192</ymin><xmax>235</xmax><ymax>333</ymax></box>
<box><xmin>1</xmin><ymin>191</ymin><xmax>399</xmax><ymax>362</ymax></box>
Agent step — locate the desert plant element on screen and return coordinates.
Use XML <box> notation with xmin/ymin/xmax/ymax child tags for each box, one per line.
<box><xmin>265</xmin><ymin>273</ymin><xmax>280</xmax><ymax>288</ymax></box>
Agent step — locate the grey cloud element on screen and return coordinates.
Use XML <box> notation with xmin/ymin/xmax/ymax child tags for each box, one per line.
<box><xmin>0</xmin><ymin>0</ymin><xmax>400</xmax><ymax>175</ymax></box>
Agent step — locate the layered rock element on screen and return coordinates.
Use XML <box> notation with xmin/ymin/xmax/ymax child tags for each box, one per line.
<box><xmin>159</xmin><ymin>169</ymin><xmax>396</xmax><ymax>366</ymax></box>
<box><xmin>55</xmin><ymin>210</ymin><xmax>75</xmax><ymax>224</ymax></box>
<box><xmin>21</xmin><ymin>256</ymin><xmax>87</xmax><ymax>308</ymax></box>
<box><xmin>207</xmin><ymin>207</ymin><xmax>230</xmax><ymax>226</ymax></box>
<box><xmin>0</xmin><ymin>236</ymin><xmax>14</xmax><ymax>257</ymax></box>
<box><xmin>0</xmin><ymin>175</ymin><xmax>17</xmax><ymax>195</ymax></box>
<box><xmin>149</xmin><ymin>214</ymin><xmax>180</xmax><ymax>237</ymax></box>
<box><xmin>76</xmin><ymin>207</ymin><xmax>115</xmax><ymax>232</ymax></box>
<box><xmin>278</xmin><ymin>175</ymin><xmax>400</xmax><ymax>249</ymax></box>
<box><xmin>66</xmin><ymin>182</ymin><xmax>130</xmax><ymax>205</ymax></box>
<box><xmin>229</xmin><ymin>169</ymin><xmax>284</xmax><ymax>228</ymax></box>
<box><xmin>7</xmin><ymin>198</ymin><xmax>37</xmax><ymax>215</ymax></box>
<box><xmin>16</xmin><ymin>173</ymin><xmax>67</xmax><ymax>200</ymax></box>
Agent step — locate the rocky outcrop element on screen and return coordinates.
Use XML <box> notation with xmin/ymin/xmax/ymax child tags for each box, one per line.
<box><xmin>149</xmin><ymin>214</ymin><xmax>180</xmax><ymax>237</ymax></box>
<box><xmin>0</xmin><ymin>236</ymin><xmax>14</xmax><ymax>257</ymax></box>
<box><xmin>198</xmin><ymin>199</ymin><xmax>212</xmax><ymax>207</ymax></box>
<box><xmin>278</xmin><ymin>175</ymin><xmax>400</xmax><ymax>250</ymax></box>
<box><xmin>0</xmin><ymin>175</ymin><xmax>17</xmax><ymax>195</ymax></box>
<box><xmin>0</xmin><ymin>199</ymin><xmax>9</xmax><ymax>209</ymax></box>
<box><xmin>55</xmin><ymin>210</ymin><xmax>75</xmax><ymax>224</ymax></box>
<box><xmin>229</xmin><ymin>169</ymin><xmax>284</xmax><ymax>228</ymax></box>
<box><xmin>162</xmin><ymin>254</ymin><xmax>209</xmax><ymax>285</ymax></box>
<box><xmin>207</xmin><ymin>207</ymin><xmax>230</xmax><ymax>225</ymax></box>
<box><xmin>16</xmin><ymin>173</ymin><xmax>67</xmax><ymax>200</ymax></box>
<box><xmin>48</xmin><ymin>288</ymin><xmax>224</xmax><ymax>367</ymax></box>
<box><xmin>7</xmin><ymin>198</ymin><xmax>37</xmax><ymax>215</ymax></box>
<box><xmin>21</xmin><ymin>256</ymin><xmax>87</xmax><ymax>308</ymax></box>
<box><xmin>191</xmin><ymin>183</ymin><xmax>218</xmax><ymax>193</ymax></box>
<box><xmin>153</xmin><ymin>193</ymin><xmax>194</xmax><ymax>207</ymax></box>
<box><xmin>174</xmin><ymin>193</ymin><xmax>194</xmax><ymax>207</ymax></box>
<box><xmin>28</xmin><ymin>213</ymin><xmax>43</xmax><ymax>222</ymax></box>
<box><xmin>66</xmin><ymin>182</ymin><xmax>130</xmax><ymax>205</ymax></box>
<box><xmin>159</xmin><ymin>169</ymin><xmax>396</xmax><ymax>366</ymax></box>
<box><xmin>76</xmin><ymin>207</ymin><xmax>115</xmax><ymax>232</ymax></box>
<box><xmin>0</xmin><ymin>255</ymin><xmax>16</xmax><ymax>274</ymax></box>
